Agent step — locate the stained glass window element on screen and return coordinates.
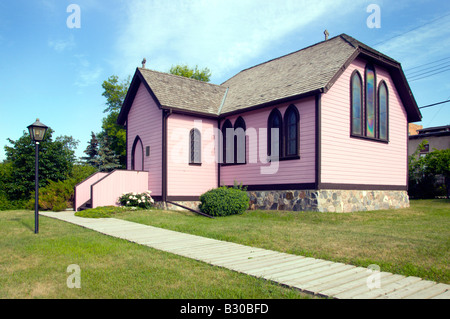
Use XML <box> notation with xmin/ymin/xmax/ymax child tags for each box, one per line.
<box><xmin>351</xmin><ymin>72</ymin><xmax>363</xmax><ymax>136</ymax></box>
<box><xmin>378</xmin><ymin>82</ymin><xmax>388</xmax><ymax>140</ymax></box>
<box><xmin>365</xmin><ymin>66</ymin><xmax>376</xmax><ymax>138</ymax></box>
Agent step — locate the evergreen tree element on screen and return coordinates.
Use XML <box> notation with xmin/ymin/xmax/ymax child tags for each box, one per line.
<box><xmin>82</xmin><ymin>132</ymin><xmax>99</xmax><ymax>167</ymax></box>
<box><xmin>94</xmin><ymin>135</ymin><xmax>121</xmax><ymax>172</ymax></box>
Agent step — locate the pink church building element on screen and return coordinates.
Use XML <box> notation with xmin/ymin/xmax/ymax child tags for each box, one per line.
<box><xmin>76</xmin><ymin>34</ymin><xmax>422</xmax><ymax>213</ymax></box>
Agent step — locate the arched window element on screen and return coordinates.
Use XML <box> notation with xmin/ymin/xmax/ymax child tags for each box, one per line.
<box><xmin>131</xmin><ymin>136</ymin><xmax>144</xmax><ymax>171</ymax></box>
<box><xmin>365</xmin><ymin>65</ymin><xmax>376</xmax><ymax>138</ymax></box>
<box><xmin>284</xmin><ymin>105</ymin><xmax>299</xmax><ymax>157</ymax></box>
<box><xmin>351</xmin><ymin>71</ymin><xmax>363</xmax><ymax>136</ymax></box>
<box><xmin>378</xmin><ymin>81</ymin><xmax>389</xmax><ymax>141</ymax></box>
<box><xmin>234</xmin><ymin>117</ymin><xmax>246</xmax><ymax>164</ymax></box>
<box><xmin>222</xmin><ymin>119</ymin><xmax>233</xmax><ymax>164</ymax></box>
<box><xmin>189</xmin><ymin>128</ymin><xmax>201</xmax><ymax>165</ymax></box>
<box><xmin>268</xmin><ymin>108</ymin><xmax>283</xmax><ymax>160</ymax></box>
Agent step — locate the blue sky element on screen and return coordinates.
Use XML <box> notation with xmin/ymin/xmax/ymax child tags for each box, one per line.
<box><xmin>1</xmin><ymin>0</ymin><xmax>450</xmax><ymax>161</ymax></box>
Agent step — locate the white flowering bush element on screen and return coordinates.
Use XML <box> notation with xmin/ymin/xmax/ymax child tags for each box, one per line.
<box><xmin>118</xmin><ymin>191</ymin><xmax>154</xmax><ymax>209</ymax></box>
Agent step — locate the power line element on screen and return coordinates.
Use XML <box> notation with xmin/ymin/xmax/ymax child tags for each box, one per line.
<box><xmin>372</xmin><ymin>11</ymin><xmax>450</xmax><ymax>47</ymax></box>
<box><xmin>406</xmin><ymin>61</ymin><xmax>450</xmax><ymax>77</ymax></box>
<box><xmin>419</xmin><ymin>99</ymin><xmax>450</xmax><ymax>109</ymax></box>
<box><xmin>404</xmin><ymin>56</ymin><xmax>450</xmax><ymax>72</ymax></box>
<box><xmin>409</xmin><ymin>67</ymin><xmax>450</xmax><ymax>82</ymax></box>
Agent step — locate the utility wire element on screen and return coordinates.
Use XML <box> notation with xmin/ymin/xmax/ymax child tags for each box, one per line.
<box><xmin>372</xmin><ymin>12</ymin><xmax>450</xmax><ymax>47</ymax></box>
<box><xmin>419</xmin><ymin>99</ymin><xmax>450</xmax><ymax>109</ymax></box>
<box><xmin>406</xmin><ymin>61</ymin><xmax>450</xmax><ymax>77</ymax></box>
<box><xmin>409</xmin><ymin>67</ymin><xmax>450</xmax><ymax>82</ymax></box>
<box><xmin>404</xmin><ymin>56</ymin><xmax>450</xmax><ymax>72</ymax></box>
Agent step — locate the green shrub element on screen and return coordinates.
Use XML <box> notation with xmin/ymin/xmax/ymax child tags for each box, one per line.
<box><xmin>75</xmin><ymin>206</ymin><xmax>131</xmax><ymax>218</ymax></box>
<box><xmin>199</xmin><ymin>186</ymin><xmax>249</xmax><ymax>217</ymax></box>
<box><xmin>27</xmin><ymin>179</ymin><xmax>76</xmax><ymax>212</ymax></box>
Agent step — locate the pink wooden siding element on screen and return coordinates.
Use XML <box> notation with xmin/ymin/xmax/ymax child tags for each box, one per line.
<box><xmin>167</xmin><ymin>114</ymin><xmax>218</xmax><ymax>196</ymax></box>
<box><xmin>91</xmin><ymin>170</ymin><xmax>149</xmax><ymax>209</ymax></box>
<box><xmin>320</xmin><ymin>58</ymin><xmax>408</xmax><ymax>186</ymax></box>
<box><xmin>127</xmin><ymin>83</ymin><xmax>163</xmax><ymax>196</ymax></box>
<box><xmin>74</xmin><ymin>172</ymin><xmax>108</xmax><ymax>211</ymax></box>
<box><xmin>220</xmin><ymin>98</ymin><xmax>316</xmax><ymax>186</ymax></box>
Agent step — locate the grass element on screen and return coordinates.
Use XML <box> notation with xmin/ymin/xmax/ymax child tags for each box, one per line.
<box><xmin>112</xmin><ymin>199</ymin><xmax>450</xmax><ymax>284</ymax></box>
<box><xmin>0</xmin><ymin>210</ymin><xmax>313</xmax><ymax>299</ymax></box>
<box><xmin>2</xmin><ymin>199</ymin><xmax>448</xmax><ymax>298</ymax></box>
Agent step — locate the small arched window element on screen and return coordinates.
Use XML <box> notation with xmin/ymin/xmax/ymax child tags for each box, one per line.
<box><xmin>234</xmin><ymin>117</ymin><xmax>246</xmax><ymax>164</ymax></box>
<box><xmin>284</xmin><ymin>105</ymin><xmax>299</xmax><ymax>157</ymax></box>
<box><xmin>131</xmin><ymin>136</ymin><xmax>144</xmax><ymax>171</ymax></box>
<box><xmin>351</xmin><ymin>71</ymin><xmax>363</xmax><ymax>136</ymax></box>
<box><xmin>268</xmin><ymin>108</ymin><xmax>283</xmax><ymax>160</ymax></box>
<box><xmin>378</xmin><ymin>81</ymin><xmax>388</xmax><ymax>141</ymax></box>
<box><xmin>189</xmin><ymin>128</ymin><xmax>201</xmax><ymax>165</ymax></box>
<box><xmin>222</xmin><ymin>120</ymin><xmax>233</xmax><ymax>164</ymax></box>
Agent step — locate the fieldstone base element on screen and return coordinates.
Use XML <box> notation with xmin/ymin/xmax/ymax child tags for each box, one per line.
<box><xmin>248</xmin><ymin>189</ymin><xmax>410</xmax><ymax>213</ymax></box>
<box><xmin>155</xmin><ymin>190</ymin><xmax>409</xmax><ymax>213</ymax></box>
<box><xmin>154</xmin><ymin>201</ymin><xmax>201</xmax><ymax>211</ymax></box>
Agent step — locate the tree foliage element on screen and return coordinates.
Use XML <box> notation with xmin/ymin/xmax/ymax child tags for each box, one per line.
<box><xmin>82</xmin><ymin>131</ymin><xmax>99</xmax><ymax>166</ymax></box>
<box><xmin>169</xmin><ymin>64</ymin><xmax>211</xmax><ymax>82</ymax></box>
<box><xmin>102</xmin><ymin>75</ymin><xmax>131</xmax><ymax>113</ymax></box>
<box><xmin>84</xmin><ymin>75</ymin><xmax>131</xmax><ymax>170</ymax></box>
<box><xmin>3</xmin><ymin>129</ymin><xmax>78</xmax><ymax>201</ymax></box>
<box><xmin>409</xmin><ymin>140</ymin><xmax>450</xmax><ymax>199</ymax></box>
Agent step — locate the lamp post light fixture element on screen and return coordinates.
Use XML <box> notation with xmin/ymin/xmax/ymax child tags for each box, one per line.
<box><xmin>27</xmin><ymin>119</ymin><xmax>48</xmax><ymax>234</ymax></box>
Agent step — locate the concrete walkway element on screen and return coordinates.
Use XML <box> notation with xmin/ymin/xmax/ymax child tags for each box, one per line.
<box><xmin>40</xmin><ymin>211</ymin><xmax>450</xmax><ymax>299</ymax></box>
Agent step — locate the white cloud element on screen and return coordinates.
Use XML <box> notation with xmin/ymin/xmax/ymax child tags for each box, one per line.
<box><xmin>73</xmin><ymin>54</ymin><xmax>103</xmax><ymax>88</ymax></box>
<box><xmin>113</xmin><ymin>0</ymin><xmax>358</xmax><ymax>82</ymax></box>
<box><xmin>48</xmin><ymin>35</ymin><xmax>76</xmax><ymax>53</ymax></box>
<box><xmin>375</xmin><ymin>13</ymin><xmax>450</xmax><ymax>69</ymax></box>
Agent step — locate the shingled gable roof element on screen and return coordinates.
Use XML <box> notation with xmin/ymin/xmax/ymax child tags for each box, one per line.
<box><xmin>117</xmin><ymin>33</ymin><xmax>421</xmax><ymax>125</ymax></box>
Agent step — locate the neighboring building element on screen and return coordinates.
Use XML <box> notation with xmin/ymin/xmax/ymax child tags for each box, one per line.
<box><xmin>409</xmin><ymin>123</ymin><xmax>423</xmax><ymax>136</ymax></box>
<box><xmin>409</xmin><ymin>125</ymin><xmax>450</xmax><ymax>157</ymax></box>
<box><xmin>78</xmin><ymin>33</ymin><xmax>423</xmax><ymax>213</ymax></box>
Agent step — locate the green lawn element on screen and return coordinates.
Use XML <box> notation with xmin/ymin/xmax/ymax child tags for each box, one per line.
<box><xmin>0</xmin><ymin>211</ymin><xmax>313</xmax><ymax>299</ymax></box>
<box><xmin>1</xmin><ymin>199</ymin><xmax>448</xmax><ymax>299</ymax></box>
<box><xmin>113</xmin><ymin>199</ymin><xmax>450</xmax><ymax>284</ymax></box>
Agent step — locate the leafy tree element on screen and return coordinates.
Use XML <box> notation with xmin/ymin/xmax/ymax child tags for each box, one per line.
<box><xmin>102</xmin><ymin>75</ymin><xmax>131</xmax><ymax>113</ymax></box>
<box><xmin>3</xmin><ymin>129</ymin><xmax>78</xmax><ymax>201</ymax></box>
<box><xmin>408</xmin><ymin>140</ymin><xmax>450</xmax><ymax>199</ymax></box>
<box><xmin>423</xmin><ymin>149</ymin><xmax>450</xmax><ymax>198</ymax></box>
<box><xmin>169</xmin><ymin>64</ymin><xmax>211</xmax><ymax>82</ymax></box>
<box><xmin>97</xmin><ymin>75</ymin><xmax>130</xmax><ymax>168</ymax></box>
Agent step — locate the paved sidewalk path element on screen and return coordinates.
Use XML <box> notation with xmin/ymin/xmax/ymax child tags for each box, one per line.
<box><xmin>41</xmin><ymin>211</ymin><xmax>450</xmax><ymax>299</ymax></box>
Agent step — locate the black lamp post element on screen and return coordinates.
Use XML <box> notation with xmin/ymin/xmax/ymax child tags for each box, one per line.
<box><xmin>27</xmin><ymin>119</ymin><xmax>48</xmax><ymax>234</ymax></box>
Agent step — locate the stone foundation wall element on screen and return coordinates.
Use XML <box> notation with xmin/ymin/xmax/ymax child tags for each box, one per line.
<box><xmin>155</xmin><ymin>189</ymin><xmax>409</xmax><ymax>213</ymax></box>
<box><xmin>154</xmin><ymin>201</ymin><xmax>201</xmax><ymax>211</ymax></box>
<box><xmin>248</xmin><ymin>189</ymin><xmax>410</xmax><ymax>213</ymax></box>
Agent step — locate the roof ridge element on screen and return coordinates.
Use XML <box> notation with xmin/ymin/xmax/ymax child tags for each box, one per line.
<box><xmin>138</xmin><ymin>67</ymin><xmax>225</xmax><ymax>89</ymax></box>
<box><xmin>220</xmin><ymin>34</ymin><xmax>350</xmax><ymax>86</ymax></box>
